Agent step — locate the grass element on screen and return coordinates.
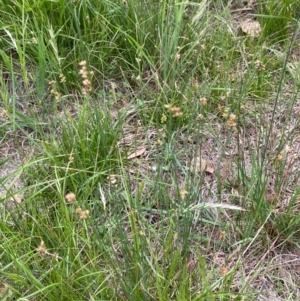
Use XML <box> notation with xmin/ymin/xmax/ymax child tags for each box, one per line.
<box><xmin>1</xmin><ymin>0</ymin><xmax>300</xmax><ymax>300</ymax></box>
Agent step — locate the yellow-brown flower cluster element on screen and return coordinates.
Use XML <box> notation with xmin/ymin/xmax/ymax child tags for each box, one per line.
<box><xmin>76</xmin><ymin>207</ymin><xmax>90</xmax><ymax>220</ymax></box>
<box><xmin>36</xmin><ymin>240</ymin><xmax>47</xmax><ymax>257</ymax></box>
<box><xmin>161</xmin><ymin>113</ymin><xmax>167</xmax><ymax>123</ymax></box>
<box><xmin>65</xmin><ymin>192</ymin><xmax>76</xmax><ymax>203</ymax></box>
<box><xmin>179</xmin><ymin>189</ymin><xmax>188</xmax><ymax>201</ymax></box>
<box><xmin>219</xmin><ymin>267</ymin><xmax>228</xmax><ymax>276</ymax></box>
<box><xmin>274</xmin><ymin>145</ymin><xmax>293</xmax><ymax>162</ymax></box>
<box><xmin>36</xmin><ymin>240</ymin><xmax>60</xmax><ymax>261</ymax></box>
<box><xmin>49</xmin><ymin>80</ymin><xmax>61</xmax><ymax>100</ymax></box>
<box><xmin>108</xmin><ymin>174</ymin><xmax>117</xmax><ymax>185</ymax></box>
<box><xmin>218</xmin><ymin>105</ymin><xmax>237</xmax><ymax>128</ymax></box>
<box><xmin>227</xmin><ymin>113</ymin><xmax>237</xmax><ymax>127</ymax></box>
<box><xmin>255</xmin><ymin>60</ymin><xmax>265</xmax><ymax>71</ymax></box>
<box><xmin>164</xmin><ymin>104</ymin><xmax>183</xmax><ymax>117</ymax></box>
<box><xmin>199</xmin><ymin>97</ymin><xmax>207</xmax><ymax>106</ymax></box>
<box><xmin>79</xmin><ymin>60</ymin><xmax>93</xmax><ymax>95</ymax></box>
<box><xmin>59</xmin><ymin>73</ymin><xmax>66</xmax><ymax>83</ymax></box>
<box><xmin>219</xmin><ymin>231</ymin><xmax>226</xmax><ymax>240</ymax></box>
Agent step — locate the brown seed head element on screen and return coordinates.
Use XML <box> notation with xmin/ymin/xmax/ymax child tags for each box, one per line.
<box><xmin>108</xmin><ymin>174</ymin><xmax>117</xmax><ymax>185</ymax></box>
<box><xmin>79</xmin><ymin>210</ymin><xmax>90</xmax><ymax>220</ymax></box>
<box><xmin>220</xmin><ymin>267</ymin><xmax>228</xmax><ymax>276</ymax></box>
<box><xmin>65</xmin><ymin>192</ymin><xmax>76</xmax><ymax>203</ymax></box>
<box><xmin>219</xmin><ymin>231</ymin><xmax>226</xmax><ymax>240</ymax></box>
<box><xmin>199</xmin><ymin>97</ymin><xmax>207</xmax><ymax>106</ymax></box>
<box><xmin>79</xmin><ymin>60</ymin><xmax>87</xmax><ymax>67</ymax></box>
<box><xmin>36</xmin><ymin>240</ymin><xmax>47</xmax><ymax>257</ymax></box>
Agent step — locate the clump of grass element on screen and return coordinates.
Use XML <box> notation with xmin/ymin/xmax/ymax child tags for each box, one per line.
<box><xmin>258</xmin><ymin>0</ymin><xmax>300</xmax><ymax>44</ymax></box>
<box><xmin>1</xmin><ymin>0</ymin><xmax>300</xmax><ymax>300</ymax></box>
